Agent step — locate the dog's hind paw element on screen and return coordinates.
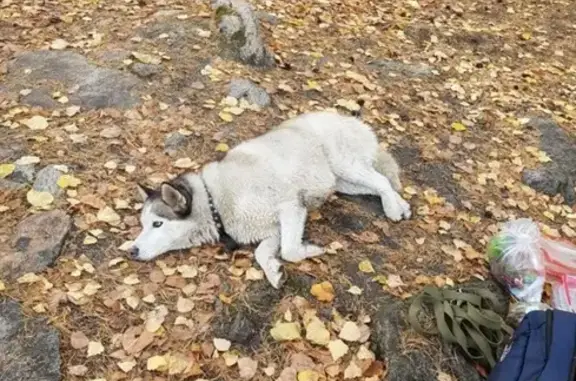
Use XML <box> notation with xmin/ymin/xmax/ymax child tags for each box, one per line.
<box><xmin>384</xmin><ymin>194</ymin><xmax>411</xmax><ymax>221</ymax></box>
<box><xmin>262</xmin><ymin>259</ymin><xmax>284</xmax><ymax>289</ymax></box>
<box><xmin>396</xmin><ymin>193</ymin><xmax>411</xmax><ymax>219</ymax></box>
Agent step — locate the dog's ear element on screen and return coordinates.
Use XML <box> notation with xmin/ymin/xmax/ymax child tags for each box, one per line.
<box><xmin>137</xmin><ymin>183</ymin><xmax>154</xmax><ymax>201</ymax></box>
<box><xmin>160</xmin><ymin>183</ymin><xmax>189</xmax><ymax>214</ymax></box>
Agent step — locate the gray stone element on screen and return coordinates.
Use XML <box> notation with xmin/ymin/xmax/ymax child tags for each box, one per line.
<box><xmin>95</xmin><ymin>49</ymin><xmax>131</xmax><ymax>64</ymax></box>
<box><xmin>368</xmin><ymin>59</ymin><xmax>434</xmax><ymax>78</ymax></box>
<box><xmin>0</xmin><ymin>299</ymin><xmax>61</xmax><ymax>381</ymax></box>
<box><xmin>7</xmin><ymin>50</ymin><xmax>142</xmax><ymax>109</ymax></box>
<box><xmin>12</xmin><ymin>163</ymin><xmax>36</xmax><ymax>184</ymax></box>
<box><xmin>228</xmin><ymin>78</ymin><xmax>271</xmax><ymax>107</ymax></box>
<box><xmin>32</xmin><ymin>165</ymin><xmax>63</xmax><ymax>197</ymax></box>
<box><xmin>212</xmin><ymin>0</ymin><xmax>275</xmax><ymax>67</ymax></box>
<box><xmin>256</xmin><ymin>11</ymin><xmax>279</xmax><ymax>25</ymax></box>
<box><xmin>0</xmin><ymin>179</ymin><xmax>25</xmax><ymax>191</ymax></box>
<box><xmin>2</xmin><ymin>210</ymin><xmax>71</xmax><ymax>279</ymax></box>
<box><xmin>164</xmin><ymin>132</ymin><xmax>188</xmax><ymax>156</ymax></box>
<box><xmin>0</xmin><ymin>144</ymin><xmax>26</xmax><ymax>162</ymax></box>
<box><xmin>130</xmin><ymin>63</ymin><xmax>162</xmax><ymax>78</ymax></box>
<box><xmin>521</xmin><ymin>118</ymin><xmax>576</xmax><ymax>205</ymax></box>
<box><xmin>20</xmin><ymin>88</ymin><xmax>58</xmax><ymax>109</ymax></box>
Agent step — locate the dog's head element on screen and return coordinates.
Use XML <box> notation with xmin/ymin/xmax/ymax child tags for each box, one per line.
<box><xmin>130</xmin><ymin>181</ymin><xmax>203</xmax><ymax>261</ymax></box>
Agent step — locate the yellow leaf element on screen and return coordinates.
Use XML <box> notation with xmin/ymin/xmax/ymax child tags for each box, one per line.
<box><xmin>521</xmin><ymin>32</ymin><xmax>532</xmax><ymax>41</ymax></box>
<box><xmin>213</xmin><ymin>338</ymin><xmax>232</xmax><ymax>352</ymax></box>
<box><xmin>173</xmin><ymin>157</ymin><xmax>196</xmax><ymax>169</ymax></box>
<box><xmin>298</xmin><ymin>370</ymin><xmax>320</xmax><ymax>381</ymax></box>
<box><xmin>0</xmin><ymin>280</ymin><xmax>5</xmax><ymax>291</ymax></box>
<box><xmin>305</xmin><ymin>80</ymin><xmax>322</xmax><ymax>92</ymax></box>
<box><xmin>451</xmin><ymin>122</ymin><xmax>467</xmax><ymax>131</ymax></box>
<box><xmin>328</xmin><ymin>339</ymin><xmax>349</xmax><ymax>361</ymax></box>
<box><xmin>0</xmin><ymin>164</ymin><xmax>15</xmax><ymax>178</ymax></box>
<box><xmin>372</xmin><ymin>274</ymin><xmax>387</xmax><ymax>285</ymax></box>
<box><xmin>26</xmin><ymin>189</ymin><xmax>54</xmax><ymax>208</ymax></box>
<box><xmin>147</xmin><ymin>355</ymin><xmax>168</xmax><ymax>371</ymax></box>
<box><xmin>117</xmin><ymin>360</ymin><xmax>137</xmax><ymax>373</ymax></box>
<box><xmin>131</xmin><ymin>51</ymin><xmax>161</xmax><ymax>65</ymax></box>
<box><xmin>270</xmin><ymin>321</ymin><xmax>302</xmax><ymax>341</ymax></box>
<box><xmin>339</xmin><ymin>321</ymin><xmax>361</xmax><ymax>342</ymax></box>
<box><xmin>219</xmin><ymin>111</ymin><xmax>233</xmax><ymax>122</ymax></box>
<box><xmin>336</xmin><ymin>99</ymin><xmax>360</xmax><ymax>112</ymax></box>
<box><xmin>310</xmin><ymin>281</ymin><xmax>335</xmax><ymax>302</ymax></box>
<box><xmin>347</xmin><ymin>285</ymin><xmax>363</xmax><ymax>295</ymax></box>
<box><xmin>83</xmin><ymin>235</ymin><xmax>98</xmax><ymax>245</ymax></box>
<box><xmin>215</xmin><ymin>143</ymin><xmax>230</xmax><ymax>152</ymax></box>
<box><xmin>57</xmin><ymin>174</ymin><xmax>82</xmax><ymax>188</ymax></box>
<box><xmin>305</xmin><ymin>317</ymin><xmax>330</xmax><ymax>346</ymax></box>
<box><xmin>23</xmin><ymin>115</ymin><xmax>48</xmax><ymax>130</ymax></box>
<box><xmin>176</xmin><ymin>296</ymin><xmax>194</xmax><ymax>313</ymax></box>
<box><xmin>358</xmin><ymin>259</ymin><xmax>375</xmax><ymax>273</ymax></box>
<box><xmin>97</xmin><ymin>206</ymin><xmax>121</xmax><ymax>225</ymax></box>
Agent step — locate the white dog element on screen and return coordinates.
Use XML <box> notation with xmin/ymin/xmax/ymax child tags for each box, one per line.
<box><xmin>131</xmin><ymin>111</ymin><xmax>411</xmax><ymax>288</ymax></box>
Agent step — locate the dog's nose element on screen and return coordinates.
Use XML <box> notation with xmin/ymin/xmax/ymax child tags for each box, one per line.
<box><xmin>129</xmin><ymin>246</ymin><xmax>139</xmax><ymax>258</ymax></box>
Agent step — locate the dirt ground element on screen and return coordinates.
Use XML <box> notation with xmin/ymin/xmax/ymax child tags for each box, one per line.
<box><xmin>1</xmin><ymin>0</ymin><xmax>576</xmax><ymax>380</ymax></box>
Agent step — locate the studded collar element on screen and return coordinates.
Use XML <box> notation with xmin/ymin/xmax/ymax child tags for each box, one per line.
<box><xmin>201</xmin><ymin>177</ymin><xmax>239</xmax><ymax>252</ymax></box>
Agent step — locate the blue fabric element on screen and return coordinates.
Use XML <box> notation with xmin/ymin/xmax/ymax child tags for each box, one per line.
<box><xmin>488</xmin><ymin>309</ymin><xmax>576</xmax><ymax>381</ymax></box>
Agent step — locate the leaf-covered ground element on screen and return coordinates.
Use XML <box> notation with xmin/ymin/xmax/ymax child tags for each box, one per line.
<box><xmin>1</xmin><ymin>0</ymin><xmax>576</xmax><ymax>380</ymax></box>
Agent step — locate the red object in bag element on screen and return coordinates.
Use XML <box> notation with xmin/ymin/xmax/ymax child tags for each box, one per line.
<box><xmin>541</xmin><ymin>237</ymin><xmax>576</xmax><ymax>312</ymax></box>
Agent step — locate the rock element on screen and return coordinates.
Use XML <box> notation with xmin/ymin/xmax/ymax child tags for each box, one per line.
<box><xmin>11</xmin><ymin>163</ymin><xmax>36</xmax><ymax>184</ymax></box>
<box><xmin>95</xmin><ymin>49</ymin><xmax>132</xmax><ymax>65</ymax></box>
<box><xmin>368</xmin><ymin>59</ymin><xmax>434</xmax><ymax>78</ymax></box>
<box><xmin>212</xmin><ymin>0</ymin><xmax>275</xmax><ymax>67</ymax></box>
<box><xmin>164</xmin><ymin>132</ymin><xmax>188</xmax><ymax>156</ymax></box>
<box><xmin>20</xmin><ymin>88</ymin><xmax>59</xmax><ymax>109</ymax></box>
<box><xmin>2</xmin><ymin>210</ymin><xmax>71</xmax><ymax>279</ymax></box>
<box><xmin>0</xmin><ymin>299</ymin><xmax>61</xmax><ymax>381</ymax></box>
<box><xmin>32</xmin><ymin>165</ymin><xmax>63</xmax><ymax>197</ymax></box>
<box><xmin>522</xmin><ymin>166</ymin><xmax>575</xmax><ymax>205</ymax></box>
<box><xmin>228</xmin><ymin>78</ymin><xmax>271</xmax><ymax>107</ymax></box>
<box><xmin>0</xmin><ymin>144</ymin><xmax>26</xmax><ymax>162</ymax></box>
<box><xmin>130</xmin><ymin>63</ymin><xmax>162</xmax><ymax>78</ymax></box>
<box><xmin>6</xmin><ymin>51</ymin><xmax>142</xmax><ymax>109</ymax></box>
<box><xmin>521</xmin><ymin>118</ymin><xmax>576</xmax><ymax>205</ymax></box>
<box><xmin>0</xmin><ymin>179</ymin><xmax>26</xmax><ymax>191</ymax></box>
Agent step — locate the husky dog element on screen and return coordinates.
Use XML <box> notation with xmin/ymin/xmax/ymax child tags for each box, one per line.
<box><xmin>131</xmin><ymin>111</ymin><xmax>411</xmax><ymax>288</ymax></box>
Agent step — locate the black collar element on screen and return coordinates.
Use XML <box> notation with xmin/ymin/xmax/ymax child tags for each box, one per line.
<box><xmin>202</xmin><ymin>180</ymin><xmax>239</xmax><ymax>253</ymax></box>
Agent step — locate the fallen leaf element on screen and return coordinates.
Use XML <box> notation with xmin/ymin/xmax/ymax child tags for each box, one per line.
<box><xmin>347</xmin><ymin>285</ymin><xmax>363</xmax><ymax>295</ymax></box>
<box><xmin>57</xmin><ymin>174</ymin><xmax>82</xmax><ymax>188</ymax></box>
<box><xmin>147</xmin><ymin>355</ymin><xmax>168</xmax><ymax>371</ymax></box>
<box><xmin>176</xmin><ymin>296</ymin><xmax>195</xmax><ymax>313</ymax></box>
<box><xmin>223</xmin><ymin>351</ymin><xmax>239</xmax><ymax>366</ymax></box>
<box><xmin>123</xmin><ymin>274</ymin><xmax>140</xmax><ymax>285</ymax></box>
<box><xmin>0</xmin><ymin>281</ymin><xmax>5</xmax><ymax>291</ymax></box>
<box><xmin>174</xmin><ymin>157</ymin><xmax>196</xmax><ymax>169</ymax></box>
<box><xmin>132</xmin><ymin>51</ymin><xmax>161</xmax><ymax>65</ymax></box>
<box><xmin>387</xmin><ymin>274</ymin><xmax>405</xmax><ymax>289</ymax></box>
<box><xmin>270</xmin><ymin>321</ymin><xmax>302</xmax><ymax>341</ymax></box>
<box><xmin>298</xmin><ymin>370</ymin><xmax>321</xmax><ymax>381</ymax></box>
<box><xmin>118</xmin><ymin>360</ymin><xmax>137</xmax><ymax>373</ymax></box>
<box><xmin>339</xmin><ymin>321</ymin><xmax>361</xmax><ymax>342</ymax></box>
<box><xmin>245</xmin><ymin>267</ymin><xmax>264</xmax><ymax>280</ymax></box>
<box><xmin>0</xmin><ymin>164</ymin><xmax>15</xmax><ymax>178</ymax></box>
<box><xmin>238</xmin><ymin>357</ymin><xmax>258</xmax><ymax>379</ymax></box>
<box><xmin>336</xmin><ymin>99</ymin><xmax>361</xmax><ymax>112</ymax></box>
<box><xmin>70</xmin><ymin>331</ymin><xmax>90</xmax><ymax>349</ymax></box>
<box><xmin>441</xmin><ymin>245</ymin><xmax>463</xmax><ymax>262</ymax></box>
<box><xmin>213</xmin><ymin>337</ymin><xmax>232</xmax><ymax>352</ymax></box>
<box><xmin>451</xmin><ymin>122</ymin><xmax>467</xmax><ymax>132</ymax></box>
<box><xmin>219</xmin><ymin>111</ymin><xmax>233</xmax><ymax>122</ymax></box>
<box><xmin>66</xmin><ymin>105</ymin><xmax>81</xmax><ymax>116</ymax></box>
<box><xmin>177</xmin><ymin>264</ymin><xmax>198</xmax><ymax>278</ymax></box>
<box><xmin>68</xmin><ymin>365</ymin><xmax>88</xmax><ymax>376</ymax></box>
<box><xmin>97</xmin><ymin>206</ymin><xmax>121</xmax><ymax>225</ymax></box>
<box><xmin>26</xmin><ymin>189</ymin><xmax>54</xmax><ymax>208</ymax></box>
<box><xmin>50</xmin><ymin>38</ymin><xmax>69</xmax><ymax>50</ymax></box>
<box><xmin>344</xmin><ymin>360</ymin><xmax>363</xmax><ymax>379</ymax></box>
<box><xmin>310</xmin><ymin>281</ymin><xmax>335</xmax><ymax>302</ymax></box>
<box><xmin>82</xmin><ymin>280</ymin><xmax>101</xmax><ymax>296</ymax></box>
<box><xmin>437</xmin><ymin>371</ymin><xmax>454</xmax><ymax>381</ymax></box>
<box><xmin>87</xmin><ymin>341</ymin><xmax>105</xmax><ymax>357</ymax></box>
<box><xmin>328</xmin><ymin>339</ymin><xmax>349</xmax><ymax>361</ymax></box>
<box><xmin>15</xmin><ymin>156</ymin><xmax>40</xmax><ymax>165</ymax></box>
<box><xmin>305</xmin><ymin>317</ymin><xmax>330</xmax><ymax>346</ymax></box>
<box><xmin>23</xmin><ymin>115</ymin><xmax>48</xmax><ymax>130</ymax></box>
<box><xmin>358</xmin><ymin>259</ymin><xmax>375</xmax><ymax>273</ymax></box>
<box><xmin>17</xmin><ymin>273</ymin><xmax>42</xmax><ymax>284</ymax></box>
<box><xmin>145</xmin><ymin>305</ymin><xmax>169</xmax><ymax>332</ymax></box>
<box><xmin>215</xmin><ymin>143</ymin><xmax>230</xmax><ymax>152</ymax></box>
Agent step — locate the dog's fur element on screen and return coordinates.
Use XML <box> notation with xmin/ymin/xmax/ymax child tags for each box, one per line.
<box><xmin>132</xmin><ymin>111</ymin><xmax>411</xmax><ymax>288</ymax></box>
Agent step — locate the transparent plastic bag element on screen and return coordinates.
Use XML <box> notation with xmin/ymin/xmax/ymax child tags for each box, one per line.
<box><xmin>506</xmin><ymin>301</ymin><xmax>551</xmax><ymax>327</ymax></box>
<box><xmin>487</xmin><ymin>218</ymin><xmax>545</xmax><ymax>304</ymax></box>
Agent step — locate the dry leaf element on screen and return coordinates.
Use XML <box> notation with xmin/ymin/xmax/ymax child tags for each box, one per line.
<box><xmin>97</xmin><ymin>206</ymin><xmax>121</xmax><ymax>225</ymax></box>
<box><xmin>270</xmin><ymin>321</ymin><xmax>302</xmax><ymax>341</ymax></box>
<box><xmin>0</xmin><ymin>164</ymin><xmax>15</xmax><ymax>178</ymax></box>
<box><xmin>26</xmin><ymin>189</ymin><xmax>54</xmax><ymax>208</ymax></box>
<box><xmin>50</xmin><ymin>38</ymin><xmax>69</xmax><ymax>50</ymax></box>
<box><xmin>387</xmin><ymin>274</ymin><xmax>405</xmax><ymax>289</ymax></box>
<box><xmin>147</xmin><ymin>355</ymin><xmax>168</xmax><ymax>371</ymax></box>
<box><xmin>213</xmin><ymin>337</ymin><xmax>232</xmax><ymax>351</ymax></box>
<box><xmin>437</xmin><ymin>371</ymin><xmax>454</xmax><ymax>381</ymax></box>
<box><xmin>238</xmin><ymin>357</ymin><xmax>258</xmax><ymax>379</ymax></box>
<box><xmin>123</xmin><ymin>274</ymin><xmax>140</xmax><ymax>285</ymax></box>
<box><xmin>68</xmin><ymin>365</ymin><xmax>88</xmax><ymax>376</ymax></box>
<box><xmin>87</xmin><ymin>341</ymin><xmax>105</xmax><ymax>357</ymax></box>
<box><xmin>23</xmin><ymin>115</ymin><xmax>48</xmax><ymax>130</ymax></box>
<box><xmin>328</xmin><ymin>339</ymin><xmax>349</xmax><ymax>361</ymax></box>
<box><xmin>310</xmin><ymin>281</ymin><xmax>335</xmax><ymax>302</ymax></box>
<box><xmin>70</xmin><ymin>331</ymin><xmax>90</xmax><ymax>349</ymax></box>
<box><xmin>245</xmin><ymin>267</ymin><xmax>264</xmax><ymax>280</ymax></box>
<box><xmin>145</xmin><ymin>305</ymin><xmax>169</xmax><ymax>332</ymax></box>
<box><xmin>132</xmin><ymin>51</ymin><xmax>161</xmax><ymax>65</ymax></box>
<box><xmin>358</xmin><ymin>259</ymin><xmax>375</xmax><ymax>273</ymax></box>
<box><xmin>451</xmin><ymin>122</ymin><xmax>467</xmax><ymax>131</ymax></box>
<box><xmin>344</xmin><ymin>360</ymin><xmax>363</xmax><ymax>379</ymax></box>
<box><xmin>347</xmin><ymin>286</ymin><xmax>363</xmax><ymax>295</ymax></box>
<box><xmin>118</xmin><ymin>360</ymin><xmax>137</xmax><ymax>372</ymax></box>
<box><xmin>219</xmin><ymin>111</ymin><xmax>233</xmax><ymax>122</ymax></box>
<box><xmin>339</xmin><ymin>321</ymin><xmax>361</xmax><ymax>342</ymax></box>
<box><xmin>305</xmin><ymin>317</ymin><xmax>330</xmax><ymax>346</ymax></box>
<box><xmin>176</xmin><ymin>296</ymin><xmax>195</xmax><ymax>313</ymax></box>
<box><xmin>174</xmin><ymin>158</ymin><xmax>196</xmax><ymax>169</ymax></box>
<box><xmin>298</xmin><ymin>370</ymin><xmax>321</xmax><ymax>381</ymax></box>
<box><xmin>215</xmin><ymin>143</ymin><xmax>230</xmax><ymax>152</ymax></box>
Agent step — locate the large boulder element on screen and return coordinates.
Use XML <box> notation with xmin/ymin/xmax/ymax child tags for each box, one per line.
<box><xmin>6</xmin><ymin>50</ymin><xmax>142</xmax><ymax>109</ymax></box>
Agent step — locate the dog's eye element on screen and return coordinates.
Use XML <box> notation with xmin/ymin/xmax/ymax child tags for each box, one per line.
<box><xmin>152</xmin><ymin>221</ymin><xmax>163</xmax><ymax>228</ymax></box>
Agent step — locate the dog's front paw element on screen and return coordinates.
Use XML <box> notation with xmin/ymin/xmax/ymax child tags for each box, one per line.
<box><xmin>395</xmin><ymin>193</ymin><xmax>411</xmax><ymax>219</ymax></box>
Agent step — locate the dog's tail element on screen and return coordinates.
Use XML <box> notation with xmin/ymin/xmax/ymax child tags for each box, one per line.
<box><xmin>374</xmin><ymin>148</ymin><xmax>403</xmax><ymax>192</ymax></box>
